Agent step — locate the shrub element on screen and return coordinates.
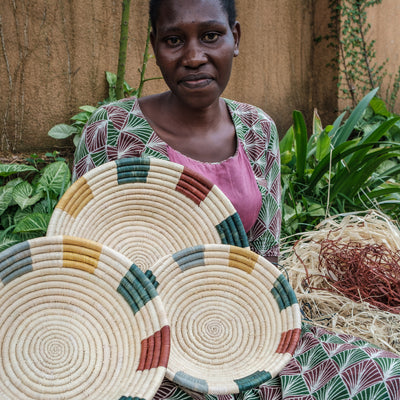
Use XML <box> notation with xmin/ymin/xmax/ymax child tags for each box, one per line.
<box><xmin>281</xmin><ymin>88</ymin><xmax>400</xmax><ymax>238</ymax></box>
<box><xmin>0</xmin><ymin>154</ymin><xmax>71</xmax><ymax>251</ymax></box>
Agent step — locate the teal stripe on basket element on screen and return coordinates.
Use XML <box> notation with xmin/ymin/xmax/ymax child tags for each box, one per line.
<box><xmin>271</xmin><ymin>274</ymin><xmax>298</xmax><ymax>311</ymax></box>
<box><xmin>234</xmin><ymin>371</ymin><xmax>272</xmax><ymax>392</ymax></box>
<box><xmin>172</xmin><ymin>245</ymin><xmax>205</xmax><ymax>271</ymax></box>
<box><xmin>215</xmin><ymin>213</ymin><xmax>248</xmax><ymax>248</ymax></box>
<box><xmin>173</xmin><ymin>371</ymin><xmax>208</xmax><ymax>393</ymax></box>
<box><xmin>117</xmin><ymin>264</ymin><xmax>157</xmax><ymax>314</ymax></box>
<box><xmin>0</xmin><ymin>241</ymin><xmax>32</xmax><ymax>285</ymax></box>
<box><xmin>144</xmin><ymin>269</ymin><xmax>159</xmax><ymax>289</ymax></box>
<box><xmin>116</xmin><ymin>157</ymin><xmax>151</xmax><ymax>184</ymax></box>
<box><xmin>119</xmin><ymin>396</ymin><xmax>145</xmax><ymax>400</ymax></box>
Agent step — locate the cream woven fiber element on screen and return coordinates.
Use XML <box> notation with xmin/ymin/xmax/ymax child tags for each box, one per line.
<box><xmin>150</xmin><ymin>244</ymin><xmax>302</xmax><ymax>395</ymax></box>
<box><xmin>0</xmin><ymin>235</ymin><xmax>170</xmax><ymax>400</ymax></box>
<box><xmin>47</xmin><ymin>157</ymin><xmax>248</xmax><ymax>272</ymax></box>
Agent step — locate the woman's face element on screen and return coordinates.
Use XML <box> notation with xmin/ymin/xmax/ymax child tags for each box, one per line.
<box><xmin>151</xmin><ymin>0</ymin><xmax>240</xmax><ymax>109</ymax></box>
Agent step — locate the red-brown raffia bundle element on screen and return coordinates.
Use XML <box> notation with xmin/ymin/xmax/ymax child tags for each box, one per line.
<box><xmin>280</xmin><ymin>210</ymin><xmax>400</xmax><ymax>354</ymax></box>
<box><xmin>316</xmin><ymin>240</ymin><xmax>400</xmax><ymax>314</ymax></box>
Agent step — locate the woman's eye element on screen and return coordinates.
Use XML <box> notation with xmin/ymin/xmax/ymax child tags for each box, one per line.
<box><xmin>202</xmin><ymin>32</ymin><xmax>220</xmax><ymax>43</ymax></box>
<box><xmin>165</xmin><ymin>37</ymin><xmax>182</xmax><ymax>46</ymax></box>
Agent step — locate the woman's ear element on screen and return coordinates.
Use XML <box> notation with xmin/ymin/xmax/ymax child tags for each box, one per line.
<box><xmin>232</xmin><ymin>21</ymin><xmax>241</xmax><ymax>57</ymax></box>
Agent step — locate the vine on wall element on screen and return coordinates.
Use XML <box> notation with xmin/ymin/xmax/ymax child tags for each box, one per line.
<box><xmin>327</xmin><ymin>0</ymin><xmax>400</xmax><ymax>111</ymax></box>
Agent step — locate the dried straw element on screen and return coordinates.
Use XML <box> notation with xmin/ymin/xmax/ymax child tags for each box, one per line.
<box><xmin>280</xmin><ymin>210</ymin><xmax>400</xmax><ymax>355</ymax></box>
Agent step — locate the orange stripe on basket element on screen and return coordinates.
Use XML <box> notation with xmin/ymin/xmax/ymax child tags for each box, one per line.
<box><xmin>228</xmin><ymin>247</ymin><xmax>258</xmax><ymax>274</ymax></box>
<box><xmin>276</xmin><ymin>328</ymin><xmax>301</xmax><ymax>355</ymax></box>
<box><xmin>62</xmin><ymin>238</ymin><xmax>102</xmax><ymax>274</ymax></box>
<box><xmin>56</xmin><ymin>177</ymin><xmax>94</xmax><ymax>218</ymax></box>
<box><xmin>137</xmin><ymin>326</ymin><xmax>170</xmax><ymax>371</ymax></box>
<box><xmin>175</xmin><ymin>168</ymin><xmax>213</xmax><ymax>205</ymax></box>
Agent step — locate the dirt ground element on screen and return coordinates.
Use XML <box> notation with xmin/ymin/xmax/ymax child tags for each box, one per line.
<box><xmin>0</xmin><ymin>149</ymin><xmax>74</xmax><ymax>166</ymax></box>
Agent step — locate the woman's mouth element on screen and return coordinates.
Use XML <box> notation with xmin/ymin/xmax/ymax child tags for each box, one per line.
<box><xmin>179</xmin><ymin>75</ymin><xmax>213</xmax><ymax>89</ymax></box>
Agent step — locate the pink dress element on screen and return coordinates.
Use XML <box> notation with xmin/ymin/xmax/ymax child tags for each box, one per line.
<box><xmin>167</xmin><ymin>141</ymin><xmax>262</xmax><ymax>233</ymax></box>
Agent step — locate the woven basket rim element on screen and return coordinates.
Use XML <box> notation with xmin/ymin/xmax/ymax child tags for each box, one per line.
<box><xmin>47</xmin><ymin>157</ymin><xmax>249</xmax><ymax>272</ymax></box>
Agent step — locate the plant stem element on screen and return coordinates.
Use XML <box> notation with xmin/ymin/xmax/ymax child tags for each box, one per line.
<box><xmin>137</xmin><ymin>19</ymin><xmax>152</xmax><ymax>98</ymax></box>
<box><xmin>339</xmin><ymin>40</ymin><xmax>357</xmax><ymax>107</ymax></box>
<box><xmin>116</xmin><ymin>0</ymin><xmax>131</xmax><ymax>100</ymax></box>
<box><xmin>355</xmin><ymin>1</ymin><xmax>375</xmax><ymax>89</ymax></box>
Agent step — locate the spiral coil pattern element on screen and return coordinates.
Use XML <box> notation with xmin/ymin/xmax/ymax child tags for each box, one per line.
<box><xmin>150</xmin><ymin>244</ymin><xmax>301</xmax><ymax>395</ymax></box>
<box><xmin>0</xmin><ymin>236</ymin><xmax>169</xmax><ymax>400</ymax></box>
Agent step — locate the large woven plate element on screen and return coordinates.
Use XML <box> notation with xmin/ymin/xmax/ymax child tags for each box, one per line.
<box><xmin>0</xmin><ymin>236</ymin><xmax>170</xmax><ymax>400</ymax></box>
<box><xmin>47</xmin><ymin>157</ymin><xmax>249</xmax><ymax>272</ymax></box>
<box><xmin>149</xmin><ymin>244</ymin><xmax>301</xmax><ymax>395</ymax></box>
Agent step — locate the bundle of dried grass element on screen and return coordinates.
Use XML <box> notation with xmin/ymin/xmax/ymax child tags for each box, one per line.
<box><xmin>281</xmin><ymin>210</ymin><xmax>400</xmax><ymax>354</ymax></box>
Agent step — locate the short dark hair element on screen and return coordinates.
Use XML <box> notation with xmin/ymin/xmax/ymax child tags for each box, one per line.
<box><xmin>149</xmin><ymin>0</ymin><xmax>237</xmax><ymax>32</ymax></box>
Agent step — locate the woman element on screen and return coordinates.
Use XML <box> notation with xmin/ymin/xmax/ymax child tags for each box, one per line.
<box><xmin>74</xmin><ymin>0</ymin><xmax>400</xmax><ymax>399</ymax></box>
<box><xmin>73</xmin><ymin>0</ymin><xmax>281</xmax><ymax>264</ymax></box>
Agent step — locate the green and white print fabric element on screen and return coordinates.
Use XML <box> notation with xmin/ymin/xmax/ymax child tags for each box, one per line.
<box><xmin>153</xmin><ymin>325</ymin><xmax>400</xmax><ymax>400</ymax></box>
<box><xmin>73</xmin><ymin>97</ymin><xmax>281</xmax><ymax>258</ymax></box>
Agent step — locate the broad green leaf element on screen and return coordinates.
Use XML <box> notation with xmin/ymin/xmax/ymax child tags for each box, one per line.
<box><xmin>313</xmin><ymin>108</ymin><xmax>323</xmax><ymax>136</ymax></box>
<box><xmin>327</xmin><ymin>111</ymin><xmax>346</xmax><ymax>139</ymax></box>
<box><xmin>307</xmin><ymin>203</ymin><xmax>326</xmax><ymax>217</ymax></box>
<box><xmin>279</xmin><ymin>126</ymin><xmax>294</xmax><ymax>154</ymax></box>
<box><xmin>73</xmin><ymin>134</ymin><xmax>82</xmax><ymax>147</ymax></box>
<box><xmin>70</xmin><ymin>112</ymin><xmax>90</xmax><ymax>123</ymax></box>
<box><xmin>280</xmin><ymin>150</ymin><xmax>294</xmax><ymax>166</ymax></box>
<box><xmin>369</xmin><ymin>96</ymin><xmax>391</xmax><ymax>117</ymax></box>
<box><xmin>0</xmin><ymin>186</ymin><xmax>14</xmax><ymax>216</ymax></box>
<box><xmin>307</xmin><ymin>109</ymin><xmax>324</xmax><ymax>156</ymax></box>
<box><xmin>362</xmin><ymin>184</ymin><xmax>400</xmax><ymax>200</ymax></box>
<box><xmin>0</xmin><ymin>164</ymin><xmax>37</xmax><ymax>177</ymax></box>
<box><xmin>347</xmin><ymin>117</ymin><xmax>400</xmax><ymax>167</ymax></box>
<box><xmin>38</xmin><ymin>161</ymin><xmax>71</xmax><ymax>195</ymax></box>
<box><xmin>13</xmin><ymin>181</ymin><xmax>43</xmax><ymax>210</ymax></box>
<box><xmin>79</xmin><ymin>105</ymin><xmax>97</xmax><ymax>113</ymax></box>
<box><xmin>0</xmin><ymin>232</ymin><xmax>21</xmax><ymax>252</ymax></box>
<box><xmin>106</xmin><ymin>71</ymin><xmax>117</xmax><ymax>86</ymax></box>
<box><xmin>308</xmin><ymin>140</ymin><xmax>373</xmax><ymax>189</ymax></box>
<box><xmin>293</xmin><ymin>111</ymin><xmax>308</xmax><ymax>182</ymax></box>
<box><xmin>331</xmin><ymin>87</ymin><xmax>379</xmax><ymax>147</ymax></box>
<box><xmin>48</xmin><ymin>124</ymin><xmax>77</xmax><ymax>139</ymax></box>
<box><xmin>332</xmin><ymin>149</ymin><xmax>400</xmax><ymax>199</ymax></box>
<box><xmin>14</xmin><ymin>212</ymin><xmax>51</xmax><ymax>234</ymax></box>
<box><xmin>377</xmin><ymin>163</ymin><xmax>400</xmax><ymax>181</ymax></box>
<box><xmin>14</xmin><ymin>207</ymin><xmax>34</xmax><ymax>225</ymax></box>
<box><xmin>316</xmin><ymin>130</ymin><xmax>331</xmax><ymax>161</ymax></box>
<box><xmin>6</xmin><ymin>177</ymin><xmax>24</xmax><ymax>188</ymax></box>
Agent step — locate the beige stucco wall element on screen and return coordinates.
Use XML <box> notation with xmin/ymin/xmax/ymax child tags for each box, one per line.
<box><xmin>0</xmin><ymin>0</ymin><xmax>398</xmax><ymax>153</ymax></box>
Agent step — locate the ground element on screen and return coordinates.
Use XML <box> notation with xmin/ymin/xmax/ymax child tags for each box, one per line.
<box><xmin>0</xmin><ymin>149</ymin><xmax>74</xmax><ymax>166</ymax></box>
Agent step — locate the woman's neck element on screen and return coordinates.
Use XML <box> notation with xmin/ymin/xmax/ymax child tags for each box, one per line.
<box><xmin>138</xmin><ymin>92</ymin><xmax>237</xmax><ymax>162</ymax></box>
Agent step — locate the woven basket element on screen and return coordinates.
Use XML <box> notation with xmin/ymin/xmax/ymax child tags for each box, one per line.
<box><xmin>149</xmin><ymin>244</ymin><xmax>301</xmax><ymax>395</ymax></box>
<box><xmin>0</xmin><ymin>235</ymin><xmax>170</xmax><ymax>400</ymax></box>
<box><xmin>47</xmin><ymin>157</ymin><xmax>249</xmax><ymax>272</ymax></box>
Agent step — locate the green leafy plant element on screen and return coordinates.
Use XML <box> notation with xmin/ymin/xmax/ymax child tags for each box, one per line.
<box><xmin>326</xmin><ymin>0</ymin><xmax>400</xmax><ymax>111</ymax></box>
<box><xmin>0</xmin><ymin>157</ymin><xmax>71</xmax><ymax>251</ymax></box>
<box><xmin>281</xmin><ymin>88</ymin><xmax>400</xmax><ymax>239</ymax></box>
<box><xmin>47</xmin><ymin>105</ymin><xmax>98</xmax><ymax>147</ymax></box>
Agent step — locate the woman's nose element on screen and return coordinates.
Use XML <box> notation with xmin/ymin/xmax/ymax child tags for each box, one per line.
<box><xmin>182</xmin><ymin>41</ymin><xmax>207</xmax><ymax>68</ymax></box>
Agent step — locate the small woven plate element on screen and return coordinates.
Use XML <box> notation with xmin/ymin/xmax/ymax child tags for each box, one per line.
<box><xmin>47</xmin><ymin>157</ymin><xmax>249</xmax><ymax>272</ymax></box>
<box><xmin>149</xmin><ymin>244</ymin><xmax>301</xmax><ymax>395</ymax></box>
<box><xmin>0</xmin><ymin>236</ymin><xmax>170</xmax><ymax>400</ymax></box>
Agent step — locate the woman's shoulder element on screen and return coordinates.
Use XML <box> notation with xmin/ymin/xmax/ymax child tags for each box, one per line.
<box><xmin>223</xmin><ymin>98</ymin><xmax>277</xmax><ymax>141</ymax></box>
<box><xmin>223</xmin><ymin>98</ymin><xmax>276</xmax><ymax>126</ymax></box>
<box><xmin>90</xmin><ymin>96</ymin><xmax>142</xmax><ymax>119</ymax></box>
